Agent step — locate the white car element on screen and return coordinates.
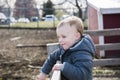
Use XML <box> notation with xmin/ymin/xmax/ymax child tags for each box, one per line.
<box><xmin>44</xmin><ymin>15</ymin><xmax>57</xmax><ymax>21</ymax></box>
<box><xmin>0</xmin><ymin>12</ymin><xmax>7</xmax><ymax>19</ymax></box>
<box><xmin>7</xmin><ymin>17</ymin><xmax>17</xmax><ymax>23</ymax></box>
<box><xmin>60</xmin><ymin>15</ymin><xmax>71</xmax><ymax>20</ymax></box>
<box><xmin>17</xmin><ymin>18</ymin><xmax>30</xmax><ymax>23</ymax></box>
<box><xmin>31</xmin><ymin>17</ymin><xmax>39</xmax><ymax>22</ymax></box>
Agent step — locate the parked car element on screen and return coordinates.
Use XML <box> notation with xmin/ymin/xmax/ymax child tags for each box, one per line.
<box><xmin>44</xmin><ymin>15</ymin><xmax>57</xmax><ymax>21</ymax></box>
<box><xmin>17</xmin><ymin>18</ymin><xmax>30</xmax><ymax>23</ymax></box>
<box><xmin>60</xmin><ymin>15</ymin><xmax>71</xmax><ymax>20</ymax></box>
<box><xmin>6</xmin><ymin>17</ymin><xmax>17</xmax><ymax>23</ymax></box>
<box><xmin>0</xmin><ymin>12</ymin><xmax>7</xmax><ymax>19</ymax></box>
<box><xmin>31</xmin><ymin>17</ymin><xmax>39</xmax><ymax>22</ymax></box>
<box><xmin>0</xmin><ymin>12</ymin><xmax>7</xmax><ymax>24</ymax></box>
<box><xmin>0</xmin><ymin>19</ymin><xmax>6</xmax><ymax>24</ymax></box>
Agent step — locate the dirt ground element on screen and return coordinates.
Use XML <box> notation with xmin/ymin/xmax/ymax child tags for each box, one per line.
<box><xmin>0</xmin><ymin>28</ymin><xmax>57</xmax><ymax>80</ymax></box>
<box><xmin>0</xmin><ymin>28</ymin><xmax>119</xmax><ymax>80</ymax></box>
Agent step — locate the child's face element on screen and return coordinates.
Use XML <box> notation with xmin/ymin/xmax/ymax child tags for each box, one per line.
<box><xmin>56</xmin><ymin>24</ymin><xmax>80</xmax><ymax>50</ymax></box>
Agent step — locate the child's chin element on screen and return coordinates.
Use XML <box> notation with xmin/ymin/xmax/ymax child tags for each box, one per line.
<box><xmin>63</xmin><ymin>47</ymin><xmax>69</xmax><ymax>50</ymax></box>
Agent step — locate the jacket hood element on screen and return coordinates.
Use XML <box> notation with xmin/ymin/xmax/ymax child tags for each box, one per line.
<box><xmin>69</xmin><ymin>34</ymin><xmax>96</xmax><ymax>57</ymax></box>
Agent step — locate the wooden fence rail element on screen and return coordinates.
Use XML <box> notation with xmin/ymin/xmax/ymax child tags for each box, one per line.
<box><xmin>84</xmin><ymin>28</ymin><xmax>120</xmax><ymax>36</ymax></box>
<box><xmin>50</xmin><ymin>61</ymin><xmax>61</xmax><ymax>80</ymax></box>
<box><xmin>51</xmin><ymin>70</ymin><xmax>61</xmax><ymax>80</ymax></box>
<box><xmin>95</xmin><ymin>43</ymin><xmax>120</xmax><ymax>51</ymax></box>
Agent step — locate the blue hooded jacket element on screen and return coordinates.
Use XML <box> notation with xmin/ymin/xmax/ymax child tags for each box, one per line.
<box><xmin>41</xmin><ymin>34</ymin><xmax>96</xmax><ymax>80</ymax></box>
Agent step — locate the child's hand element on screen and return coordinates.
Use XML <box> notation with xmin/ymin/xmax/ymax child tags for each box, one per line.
<box><xmin>52</xmin><ymin>63</ymin><xmax>63</xmax><ymax>71</ymax></box>
<box><xmin>37</xmin><ymin>73</ymin><xmax>46</xmax><ymax>80</ymax></box>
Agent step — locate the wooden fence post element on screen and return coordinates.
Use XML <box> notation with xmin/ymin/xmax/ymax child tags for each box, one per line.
<box><xmin>46</xmin><ymin>43</ymin><xmax>59</xmax><ymax>55</ymax></box>
<box><xmin>46</xmin><ymin>43</ymin><xmax>61</xmax><ymax>80</ymax></box>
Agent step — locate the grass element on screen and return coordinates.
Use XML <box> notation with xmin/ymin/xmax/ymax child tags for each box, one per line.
<box><xmin>12</xmin><ymin>21</ymin><xmax>60</xmax><ymax>28</ymax></box>
<box><xmin>0</xmin><ymin>20</ymin><xmax>88</xmax><ymax>29</ymax></box>
<box><xmin>0</xmin><ymin>78</ymin><xmax>2</xmax><ymax>80</ymax></box>
<box><xmin>93</xmin><ymin>67</ymin><xmax>120</xmax><ymax>76</ymax></box>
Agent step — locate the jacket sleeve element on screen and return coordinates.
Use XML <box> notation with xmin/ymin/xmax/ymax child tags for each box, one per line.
<box><xmin>41</xmin><ymin>49</ymin><xmax>61</xmax><ymax>74</ymax></box>
<box><xmin>61</xmin><ymin>53</ymin><xmax>93</xmax><ymax>80</ymax></box>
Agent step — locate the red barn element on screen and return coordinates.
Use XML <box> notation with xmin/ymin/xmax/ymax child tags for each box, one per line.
<box><xmin>87</xmin><ymin>0</ymin><xmax>120</xmax><ymax>58</ymax></box>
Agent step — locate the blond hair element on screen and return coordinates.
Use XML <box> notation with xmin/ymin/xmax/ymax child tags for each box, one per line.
<box><xmin>57</xmin><ymin>16</ymin><xmax>84</xmax><ymax>36</ymax></box>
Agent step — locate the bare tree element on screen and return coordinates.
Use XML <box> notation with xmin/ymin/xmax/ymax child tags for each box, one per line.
<box><xmin>58</xmin><ymin>0</ymin><xmax>87</xmax><ymax>21</ymax></box>
<box><xmin>49</xmin><ymin>0</ymin><xmax>87</xmax><ymax>20</ymax></box>
<box><xmin>0</xmin><ymin>0</ymin><xmax>6</xmax><ymax>12</ymax></box>
<box><xmin>13</xmin><ymin>0</ymin><xmax>38</xmax><ymax>19</ymax></box>
<box><xmin>5</xmin><ymin>0</ymin><xmax>11</xmax><ymax>17</ymax></box>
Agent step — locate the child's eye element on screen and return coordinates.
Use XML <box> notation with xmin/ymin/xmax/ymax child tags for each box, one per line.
<box><xmin>62</xmin><ymin>35</ymin><xmax>66</xmax><ymax>38</ymax></box>
<box><xmin>57</xmin><ymin>35</ymin><xmax>66</xmax><ymax>40</ymax></box>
